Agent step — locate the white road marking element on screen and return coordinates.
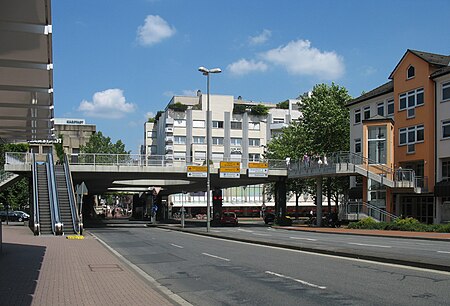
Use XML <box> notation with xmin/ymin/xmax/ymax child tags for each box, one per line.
<box><xmin>437</xmin><ymin>251</ymin><xmax>450</xmax><ymax>254</ymax></box>
<box><xmin>348</xmin><ymin>242</ymin><xmax>392</xmax><ymax>248</ymax></box>
<box><xmin>252</xmin><ymin>233</ymin><xmax>272</xmax><ymax>236</ymax></box>
<box><xmin>202</xmin><ymin>253</ymin><xmax>230</xmax><ymax>262</ymax></box>
<box><xmin>289</xmin><ymin>237</ymin><xmax>317</xmax><ymax>241</ymax></box>
<box><xmin>238</xmin><ymin>229</ymin><xmax>254</xmax><ymax>233</ymax></box>
<box><xmin>265</xmin><ymin>271</ymin><xmax>326</xmax><ymax>290</ymax></box>
<box><xmin>170</xmin><ymin>243</ymin><xmax>184</xmax><ymax>248</ymax></box>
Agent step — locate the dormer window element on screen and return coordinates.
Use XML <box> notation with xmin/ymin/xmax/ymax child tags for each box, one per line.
<box><xmin>407</xmin><ymin>65</ymin><xmax>415</xmax><ymax>79</ymax></box>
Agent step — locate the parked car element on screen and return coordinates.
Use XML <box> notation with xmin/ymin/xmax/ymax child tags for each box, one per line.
<box><xmin>264</xmin><ymin>213</ymin><xmax>276</xmax><ymax>224</ymax></box>
<box><xmin>15</xmin><ymin>211</ymin><xmax>30</xmax><ymax>221</ymax></box>
<box><xmin>0</xmin><ymin>211</ymin><xmax>28</xmax><ymax>222</ymax></box>
<box><xmin>220</xmin><ymin>212</ymin><xmax>238</xmax><ymax>226</ymax></box>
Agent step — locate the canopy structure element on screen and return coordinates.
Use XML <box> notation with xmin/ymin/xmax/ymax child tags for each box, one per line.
<box><xmin>0</xmin><ymin>0</ymin><xmax>54</xmax><ymax>143</ymax></box>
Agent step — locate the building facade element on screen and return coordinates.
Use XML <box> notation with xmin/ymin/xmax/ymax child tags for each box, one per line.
<box><xmin>348</xmin><ymin>49</ymin><xmax>450</xmax><ymax>224</ymax></box>
<box><xmin>143</xmin><ymin>92</ymin><xmax>306</xmax><ymax>214</ymax></box>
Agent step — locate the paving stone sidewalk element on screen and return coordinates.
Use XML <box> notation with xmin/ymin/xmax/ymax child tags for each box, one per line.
<box><xmin>0</xmin><ymin>223</ymin><xmax>177</xmax><ymax>306</ymax></box>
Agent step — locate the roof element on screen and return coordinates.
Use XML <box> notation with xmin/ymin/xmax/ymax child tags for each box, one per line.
<box><xmin>346</xmin><ymin>81</ymin><xmax>393</xmax><ymax>107</ymax></box>
<box><xmin>362</xmin><ymin>114</ymin><xmax>394</xmax><ymax>125</ymax></box>
<box><xmin>389</xmin><ymin>49</ymin><xmax>450</xmax><ymax>79</ymax></box>
<box><xmin>431</xmin><ymin>66</ymin><xmax>450</xmax><ymax>79</ymax></box>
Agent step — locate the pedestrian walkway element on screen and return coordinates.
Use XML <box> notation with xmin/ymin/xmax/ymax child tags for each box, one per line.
<box><xmin>0</xmin><ymin>223</ymin><xmax>176</xmax><ymax>306</ymax></box>
<box><xmin>273</xmin><ymin>224</ymin><xmax>450</xmax><ymax>241</ymax></box>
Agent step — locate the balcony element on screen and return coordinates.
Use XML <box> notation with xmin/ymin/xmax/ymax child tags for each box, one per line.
<box><xmin>165</xmin><ymin>145</ymin><xmax>173</xmax><ymax>153</ymax></box>
<box><xmin>165</xmin><ymin>127</ymin><xmax>174</xmax><ymax>133</ymax></box>
<box><xmin>166</xmin><ymin>118</ymin><xmax>174</xmax><ymax>124</ymax></box>
<box><xmin>270</xmin><ymin>123</ymin><xmax>288</xmax><ymax>130</ymax></box>
<box><xmin>165</xmin><ymin>136</ymin><xmax>174</xmax><ymax>143</ymax></box>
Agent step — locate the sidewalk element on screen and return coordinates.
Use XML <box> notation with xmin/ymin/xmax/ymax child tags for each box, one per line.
<box><xmin>0</xmin><ymin>223</ymin><xmax>178</xmax><ymax>306</ymax></box>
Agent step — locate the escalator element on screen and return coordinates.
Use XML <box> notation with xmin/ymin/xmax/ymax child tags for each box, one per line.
<box><xmin>54</xmin><ymin>164</ymin><xmax>78</xmax><ymax>235</ymax></box>
<box><xmin>36</xmin><ymin>163</ymin><xmax>53</xmax><ymax>235</ymax></box>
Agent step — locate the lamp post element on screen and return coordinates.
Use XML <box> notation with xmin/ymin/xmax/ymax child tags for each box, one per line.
<box><xmin>198</xmin><ymin>66</ymin><xmax>221</xmax><ymax>232</ymax></box>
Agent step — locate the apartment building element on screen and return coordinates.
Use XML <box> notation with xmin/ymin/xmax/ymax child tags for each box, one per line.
<box><xmin>347</xmin><ymin>49</ymin><xmax>450</xmax><ymax>224</ymax></box>
<box><xmin>143</xmin><ymin>91</ymin><xmax>302</xmax><ymax>213</ymax></box>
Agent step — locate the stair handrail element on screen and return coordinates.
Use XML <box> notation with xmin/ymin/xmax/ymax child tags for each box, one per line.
<box><xmin>47</xmin><ymin>153</ymin><xmax>63</xmax><ymax>235</ymax></box>
<box><xmin>345</xmin><ymin>200</ymin><xmax>398</xmax><ymax>222</ymax></box>
<box><xmin>63</xmin><ymin>155</ymin><xmax>82</xmax><ymax>235</ymax></box>
<box><xmin>31</xmin><ymin>153</ymin><xmax>40</xmax><ymax>235</ymax></box>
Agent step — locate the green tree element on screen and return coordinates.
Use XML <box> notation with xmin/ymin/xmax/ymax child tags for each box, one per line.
<box><xmin>53</xmin><ymin>134</ymin><xmax>65</xmax><ymax>163</ymax></box>
<box><xmin>250</xmin><ymin>104</ymin><xmax>269</xmax><ymax>116</ymax></box>
<box><xmin>80</xmin><ymin>131</ymin><xmax>129</xmax><ymax>154</ymax></box>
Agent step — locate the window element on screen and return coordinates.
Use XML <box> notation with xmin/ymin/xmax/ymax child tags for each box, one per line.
<box><xmin>377</xmin><ymin>102</ymin><xmax>384</xmax><ymax>116</ymax></box>
<box><xmin>249</xmin><ymin>122</ymin><xmax>260</xmax><ymax>130</ymax></box>
<box><xmin>443</xmin><ymin>82</ymin><xmax>450</xmax><ymax>101</ymax></box>
<box><xmin>399</xmin><ymin>125</ymin><xmax>424</xmax><ymax>150</ymax></box>
<box><xmin>194</xmin><ymin>151</ymin><xmax>206</xmax><ymax>160</ymax></box>
<box><xmin>364</xmin><ymin>106</ymin><xmax>370</xmax><ymax>120</ymax></box>
<box><xmin>193</xmin><ymin>136</ymin><xmax>205</xmax><ymax>144</ymax></box>
<box><xmin>174</xmin><ymin>136</ymin><xmax>186</xmax><ymax>144</ymax></box>
<box><xmin>212</xmin><ymin>137</ymin><xmax>224</xmax><ymax>145</ymax></box>
<box><xmin>442</xmin><ymin>159</ymin><xmax>450</xmax><ymax>181</ymax></box>
<box><xmin>354</xmin><ymin>138</ymin><xmax>361</xmax><ymax>153</ymax></box>
<box><xmin>193</xmin><ymin>120</ymin><xmax>205</xmax><ymax>128</ymax></box>
<box><xmin>173</xmin><ymin>152</ymin><xmax>186</xmax><ymax>161</ymax></box>
<box><xmin>148</xmin><ymin>145</ymin><xmax>157</xmax><ymax>154</ymax></box>
<box><xmin>387</xmin><ymin>99</ymin><xmax>394</xmax><ymax>116</ymax></box>
<box><xmin>407</xmin><ymin>65</ymin><xmax>415</xmax><ymax>79</ymax></box>
<box><xmin>368</xmin><ymin>126</ymin><xmax>386</xmax><ymax>164</ymax></box>
<box><xmin>443</xmin><ymin>120</ymin><xmax>450</xmax><ymax>139</ymax></box>
<box><xmin>147</xmin><ymin>131</ymin><xmax>157</xmax><ymax>138</ymax></box>
<box><xmin>249</xmin><ymin>153</ymin><xmax>260</xmax><ymax>161</ymax></box>
<box><xmin>399</xmin><ymin>88</ymin><xmax>424</xmax><ymax>117</ymax></box>
<box><xmin>212</xmin><ymin>121</ymin><xmax>224</xmax><ymax>128</ymax></box>
<box><xmin>249</xmin><ymin>138</ymin><xmax>260</xmax><ymax>146</ymax></box>
<box><xmin>174</xmin><ymin>119</ymin><xmax>186</xmax><ymax>127</ymax></box>
<box><xmin>212</xmin><ymin>152</ymin><xmax>224</xmax><ymax>160</ymax></box>
<box><xmin>230</xmin><ymin>138</ymin><xmax>242</xmax><ymax>146</ymax></box>
<box><xmin>273</xmin><ymin>118</ymin><xmax>284</xmax><ymax>123</ymax></box>
<box><xmin>231</xmin><ymin>121</ymin><xmax>242</xmax><ymax>130</ymax></box>
<box><xmin>354</xmin><ymin>109</ymin><xmax>361</xmax><ymax>124</ymax></box>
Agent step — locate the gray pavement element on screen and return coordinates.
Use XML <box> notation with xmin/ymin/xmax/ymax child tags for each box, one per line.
<box><xmin>0</xmin><ymin>222</ymin><xmax>180</xmax><ymax>306</ymax></box>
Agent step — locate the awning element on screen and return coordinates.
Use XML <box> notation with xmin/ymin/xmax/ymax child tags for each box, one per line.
<box><xmin>435</xmin><ymin>180</ymin><xmax>450</xmax><ymax>197</ymax></box>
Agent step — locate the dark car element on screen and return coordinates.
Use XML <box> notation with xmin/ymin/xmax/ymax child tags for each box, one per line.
<box><xmin>220</xmin><ymin>212</ymin><xmax>238</xmax><ymax>226</ymax></box>
<box><xmin>264</xmin><ymin>213</ymin><xmax>276</xmax><ymax>224</ymax></box>
<box><xmin>0</xmin><ymin>211</ymin><xmax>28</xmax><ymax>222</ymax></box>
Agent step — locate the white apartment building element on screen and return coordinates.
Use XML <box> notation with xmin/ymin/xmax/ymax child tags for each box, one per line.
<box><xmin>143</xmin><ymin>91</ymin><xmax>304</xmax><ymax>215</ymax></box>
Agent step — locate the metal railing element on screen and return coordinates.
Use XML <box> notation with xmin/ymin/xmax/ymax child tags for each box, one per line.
<box><xmin>47</xmin><ymin>153</ymin><xmax>63</xmax><ymax>235</ymax></box>
<box><xmin>63</xmin><ymin>155</ymin><xmax>82</xmax><ymax>235</ymax></box>
<box><xmin>0</xmin><ymin>170</ymin><xmax>14</xmax><ymax>185</ymax></box>
<box><xmin>343</xmin><ymin>201</ymin><xmax>398</xmax><ymax>223</ymax></box>
<box><xmin>3</xmin><ymin>152</ymin><xmax>288</xmax><ymax>171</ymax></box>
<box><xmin>31</xmin><ymin>153</ymin><xmax>40</xmax><ymax>235</ymax></box>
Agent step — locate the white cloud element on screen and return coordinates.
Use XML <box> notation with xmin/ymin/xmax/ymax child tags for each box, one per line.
<box><xmin>261</xmin><ymin>39</ymin><xmax>344</xmax><ymax>79</ymax></box>
<box><xmin>145</xmin><ymin>111</ymin><xmax>155</xmax><ymax>119</ymax></box>
<box><xmin>361</xmin><ymin>66</ymin><xmax>377</xmax><ymax>76</ymax></box>
<box><xmin>249</xmin><ymin>29</ymin><xmax>271</xmax><ymax>45</ymax></box>
<box><xmin>137</xmin><ymin>15</ymin><xmax>176</xmax><ymax>46</ymax></box>
<box><xmin>227</xmin><ymin>59</ymin><xmax>268</xmax><ymax>76</ymax></box>
<box><xmin>78</xmin><ymin>89</ymin><xmax>136</xmax><ymax>119</ymax></box>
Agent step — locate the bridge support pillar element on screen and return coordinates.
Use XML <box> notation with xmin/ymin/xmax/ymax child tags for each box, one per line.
<box><xmin>316</xmin><ymin>177</ymin><xmax>323</xmax><ymax>226</ymax></box>
<box><xmin>275</xmin><ymin>177</ymin><xmax>287</xmax><ymax>218</ymax></box>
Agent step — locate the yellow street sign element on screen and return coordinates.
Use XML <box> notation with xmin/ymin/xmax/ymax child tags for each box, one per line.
<box><xmin>187</xmin><ymin>166</ymin><xmax>207</xmax><ymax>172</ymax></box>
<box><xmin>220</xmin><ymin>161</ymin><xmax>240</xmax><ymax>168</ymax></box>
<box><xmin>248</xmin><ymin>162</ymin><xmax>269</xmax><ymax>168</ymax></box>
<box><xmin>220</xmin><ymin>167</ymin><xmax>241</xmax><ymax>173</ymax></box>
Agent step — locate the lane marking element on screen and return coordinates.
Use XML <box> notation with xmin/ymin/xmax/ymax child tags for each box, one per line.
<box><xmin>175</xmin><ymin>231</ymin><xmax>450</xmax><ymax>275</ymax></box>
<box><xmin>170</xmin><ymin>243</ymin><xmax>184</xmax><ymax>248</ymax></box>
<box><xmin>289</xmin><ymin>237</ymin><xmax>317</xmax><ymax>241</ymax></box>
<box><xmin>437</xmin><ymin>251</ymin><xmax>450</xmax><ymax>254</ymax></box>
<box><xmin>252</xmin><ymin>233</ymin><xmax>272</xmax><ymax>237</ymax></box>
<box><xmin>238</xmin><ymin>229</ymin><xmax>254</xmax><ymax>233</ymax></box>
<box><xmin>265</xmin><ymin>271</ymin><xmax>326</xmax><ymax>290</ymax></box>
<box><xmin>348</xmin><ymin>242</ymin><xmax>392</xmax><ymax>248</ymax></box>
<box><xmin>202</xmin><ymin>253</ymin><xmax>230</xmax><ymax>262</ymax></box>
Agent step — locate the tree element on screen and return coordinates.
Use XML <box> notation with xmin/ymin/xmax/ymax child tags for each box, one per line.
<box><xmin>80</xmin><ymin>131</ymin><xmax>129</xmax><ymax>155</ymax></box>
<box><xmin>250</xmin><ymin>104</ymin><xmax>269</xmax><ymax>116</ymax></box>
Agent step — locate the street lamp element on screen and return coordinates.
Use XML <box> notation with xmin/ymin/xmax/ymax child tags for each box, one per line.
<box><xmin>198</xmin><ymin>66</ymin><xmax>221</xmax><ymax>232</ymax></box>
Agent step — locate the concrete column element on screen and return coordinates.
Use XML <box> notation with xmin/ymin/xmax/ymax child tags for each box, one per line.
<box><xmin>395</xmin><ymin>194</ymin><xmax>401</xmax><ymax>216</ymax></box>
<box><xmin>275</xmin><ymin>178</ymin><xmax>287</xmax><ymax>217</ymax></box>
<box><xmin>316</xmin><ymin>177</ymin><xmax>323</xmax><ymax>226</ymax></box>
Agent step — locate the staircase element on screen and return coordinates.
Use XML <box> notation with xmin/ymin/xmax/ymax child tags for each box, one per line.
<box><xmin>54</xmin><ymin>165</ymin><xmax>77</xmax><ymax>235</ymax></box>
<box><xmin>36</xmin><ymin>164</ymin><xmax>53</xmax><ymax>235</ymax></box>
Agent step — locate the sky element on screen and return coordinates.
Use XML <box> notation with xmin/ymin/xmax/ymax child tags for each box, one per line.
<box><xmin>52</xmin><ymin>0</ymin><xmax>450</xmax><ymax>153</ymax></box>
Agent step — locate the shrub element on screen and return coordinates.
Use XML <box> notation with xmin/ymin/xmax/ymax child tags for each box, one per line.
<box><xmin>250</xmin><ymin>104</ymin><xmax>269</xmax><ymax>116</ymax></box>
<box><xmin>348</xmin><ymin>217</ymin><xmax>379</xmax><ymax>229</ymax></box>
<box><xmin>233</xmin><ymin>104</ymin><xmax>247</xmax><ymax>114</ymax></box>
<box><xmin>168</xmin><ymin>102</ymin><xmax>188</xmax><ymax>112</ymax></box>
<box><xmin>436</xmin><ymin>223</ymin><xmax>450</xmax><ymax>233</ymax></box>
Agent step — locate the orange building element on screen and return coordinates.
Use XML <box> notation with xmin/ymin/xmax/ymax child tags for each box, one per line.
<box><xmin>348</xmin><ymin>50</ymin><xmax>450</xmax><ymax>224</ymax></box>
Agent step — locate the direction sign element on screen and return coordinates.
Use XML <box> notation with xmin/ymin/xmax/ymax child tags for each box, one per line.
<box><xmin>220</xmin><ymin>172</ymin><xmax>240</xmax><ymax>178</ymax></box>
<box><xmin>248</xmin><ymin>162</ymin><xmax>269</xmax><ymax>168</ymax></box>
<box><xmin>187</xmin><ymin>172</ymin><xmax>207</xmax><ymax>178</ymax></box>
<box><xmin>220</xmin><ymin>161</ymin><xmax>240</xmax><ymax>168</ymax></box>
<box><xmin>220</xmin><ymin>167</ymin><xmax>241</xmax><ymax>173</ymax></box>
<box><xmin>187</xmin><ymin>166</ymin><xmax>207</xmax><ymax>172</ymax></box>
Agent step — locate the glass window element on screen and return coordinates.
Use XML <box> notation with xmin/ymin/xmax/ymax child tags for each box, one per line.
<box><xmin>407</xmin><ymin>65</ymin><xmax>415</xmax><ymax>79</ymax></box>
<box><xmin>273</xmin><ymin>118</ymin><xmax>284</xmax><ymax>123</ymax></box>
<box><xmin>443</xmin><ymin>82</ymin><xmax>450</xmax><ymax>101</ymax></box>
<box><xmin>212</xmin><ymin>121</ymin><xmax>224</xmax><ymax>128</ymax></box>
<box><xmin>147</xmin><ymin>131</ymin><xmax>157</xmax><ymax>138</ymax></box>
<box><xmin>399</xmin><ymin>128</ymin><xmax>407</xmax><ymax>145</ymax></box>
<box><xmin>249</xmin><ymin>138</ymin><xmax>260</xmax><ymax>146</ymax></box>
<box><xmin>377</xmin><ymin>102</ymin><xmax>384</xmax><ymax>116</ymax></box>
<box><xmin>400</xmin><ymin>125</ymin><xmax>425</xmax><ymax>147</ymax></box>
<box><xmin>249</xmin><ymin>122</ymin><xmax>260</xmax><ymax>130</ymax></box>
<box><xmin>368</xmin><ymin>126</ymin><xmax>386</xmax><ymax>164</ymax></box>
<box><xmin>399</xmin><ymin>94</ymin><xmax>407</xmax><ymax>110</ymax></box>
<box><xmin>194</xmin><ymin>151</ymin><xmax>206</xmax><ymax>160</ymax></box>
<box><xmin>193</xmin><ymin>136</ymin><xmax>205</xmax><ymax>144</ymax></box>
<box><xmin>231</xmin><ymin>121</ymin><xmax>242</xmax><ymax>130</ymax></box>
<box><xmin>174</xmin><ymin>119</ymin><xmax>186</xmax><ymax>127</ymax></box>
<box><xmin>443</xmin><ymin>159</ymin><xmax>450</xmax><ymax>180</ymax></box>
<box><xmin>193</xmin><ymin>120</ymin><xmax>205</xmax><ymax>128</ymax></box>
<box><xmin>416</xmin><ymin>125</ymin><xmax>424</xmax><ymax>142</ymax></box>
<box><xmin>399</xmin><ymin>88</ymin><xmax>424</xmax><ymax>112</ymax></box>
<box><xmin>249</xmin><ymin>153</ymin><xmax>260</xmax><ymax>161</ymax></box>
<box><xmin>364</xmin><ymin>106</ymin><xmax>370</xmax><ymax>120</ymax></box>
<box><xmin>416</xmin><ymin>89</ymin><xmax>424</xmax><ymax>105</ymax></box>
<box><xmin>354</xmin><ymin>109</ymin><xmax>361</xmax><ymax>124</ymax></box>
<box><xmin>174</xmin><ymin>136</ymin><xmax>186</xmax><ymax>144</ymax></box>
<box><xmin>173</xmin><ymin>152</ymin><xmax>186</xmax><ymax>160</ymax></box>
<box><xmin>212</xmin><ymin>153</ymin><xmax>224</xmax><ymax>160</ymax></box>
<box><xmin>387</xmin><ymin>99</ymin><xmax>394</xmax><ymax>116</ymax></box>
<box><xmin>443</xmin><ymin>120</ymin><xmax>450</xmax><ymax>139</ymax></box>
<box><xmin>354</xmin><ymin>138</ymin><xmax>361</xmax><ymax>153</ymax></box>
<box><xmin>230</xmin><ymin>138</ymin><xmax>242</xmax><ymax>146</ymax></box>
<box><xmin>212</xmin><ymin>137</ymin><xmax>224</xmax><ymax>145</ymax></box>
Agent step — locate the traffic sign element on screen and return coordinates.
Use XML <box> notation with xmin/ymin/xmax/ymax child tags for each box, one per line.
<box><xmin>219</xmin><ymin>167</ymin><xmax>241</xmax><ymax>173</ymax></box>
<box><xmin>187</xmin><ymin>166</ymin><xmax>207</xmax><ymax>172</ymax></box>
<box><xmin>220</xmin><ymin>172</ymin><xmax>240</xmax><ymax>178</ymax></box>
<box><xmin>220</xmin><ymin>161</ymin><xmax>240</xmax><ymax>168</ymax></box>
<box><xmin>187</xmin><ymin>172</ymin><xmax>207</xmax><ymax>178</ymax></box>
<box><xmin>248</xmin><ymin>162</ymin><xmax>269</xmax><ymax>168</ymax></box>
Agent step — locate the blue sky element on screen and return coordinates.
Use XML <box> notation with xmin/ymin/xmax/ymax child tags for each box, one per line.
<box><xmin>52</xmin><ymin>0</ymin><xmax>450</xmax><ymax>153</ymax></box>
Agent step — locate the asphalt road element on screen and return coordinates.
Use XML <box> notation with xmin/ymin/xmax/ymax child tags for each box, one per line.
<box><xmin>90</xmin><ymin>227</ymin><xmax>450</xmax><ymax>306</ymax></box>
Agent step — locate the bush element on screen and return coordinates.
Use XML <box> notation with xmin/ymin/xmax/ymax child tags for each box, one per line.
<box><xmin>436</xmin><ymin>223</ymin><xmax>450</xmax><ymax>233</ymax></box>
<box><xmin>275</xmin><ymin>216</ymin><xmax>293</xmax><ymax>226</ymax></box>
<box><xmin>348</xmin><ymin>217</ymin><xmax>450</xmax><ymax>233</ymax></box>
<box><xmin>348</xmin><ymin>217</ymin><xmax>379</xmax><ymax>229</ymax></box>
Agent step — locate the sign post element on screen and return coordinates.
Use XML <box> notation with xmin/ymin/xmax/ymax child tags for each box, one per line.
<box><xmin>75</xmin><ymin>182</ymin><xmax>88</xmax><ymax>235</ymax></box>
<box><xmin>220</xmin><ymin>161</ymin><xmax>241</xmax><ymax>178</ymax></box>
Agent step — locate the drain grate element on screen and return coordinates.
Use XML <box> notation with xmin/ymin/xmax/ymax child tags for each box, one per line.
<box><xmin>89</xmin><ymin>264</ymin><xmax>123</xmax><ymax>272</ymax></box>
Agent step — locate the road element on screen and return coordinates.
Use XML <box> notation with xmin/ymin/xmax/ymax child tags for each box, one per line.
<box><xmin>90</xmin><ymin>227</ymin><xmax>450</xmax><ymax>305</ymax></box>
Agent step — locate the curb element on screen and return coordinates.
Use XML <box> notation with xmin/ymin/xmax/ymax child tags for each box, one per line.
<box><xmin>157</xmin><ymin>225</ymin><xmax>450</xmax><ymax>273</ymax></box>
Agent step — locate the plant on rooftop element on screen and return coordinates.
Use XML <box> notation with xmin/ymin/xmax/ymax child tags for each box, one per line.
<box><xmin>233</xmin><ymin>104</ymin><xmax>247</xmax><ymax>114</ymax></box>
<box><xmin>276</xmin><ymin>100</ymin><xmax>289</xmax><ymax>109</ymax></box>
<box><xmin>168</xmin><ymin>102</ymin><xmax>188</xmax><ymax>112</ymax></box>
<box><xmin>250</xmin><ymin>104</ymin><xmax>269</xmax><ymax>116</ymax></box>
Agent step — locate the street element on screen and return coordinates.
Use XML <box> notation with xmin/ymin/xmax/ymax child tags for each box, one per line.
<box><xmin>90</xmin><ymin>226</ymin><xmax>450</xmax><ymax>305</ymax></box>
